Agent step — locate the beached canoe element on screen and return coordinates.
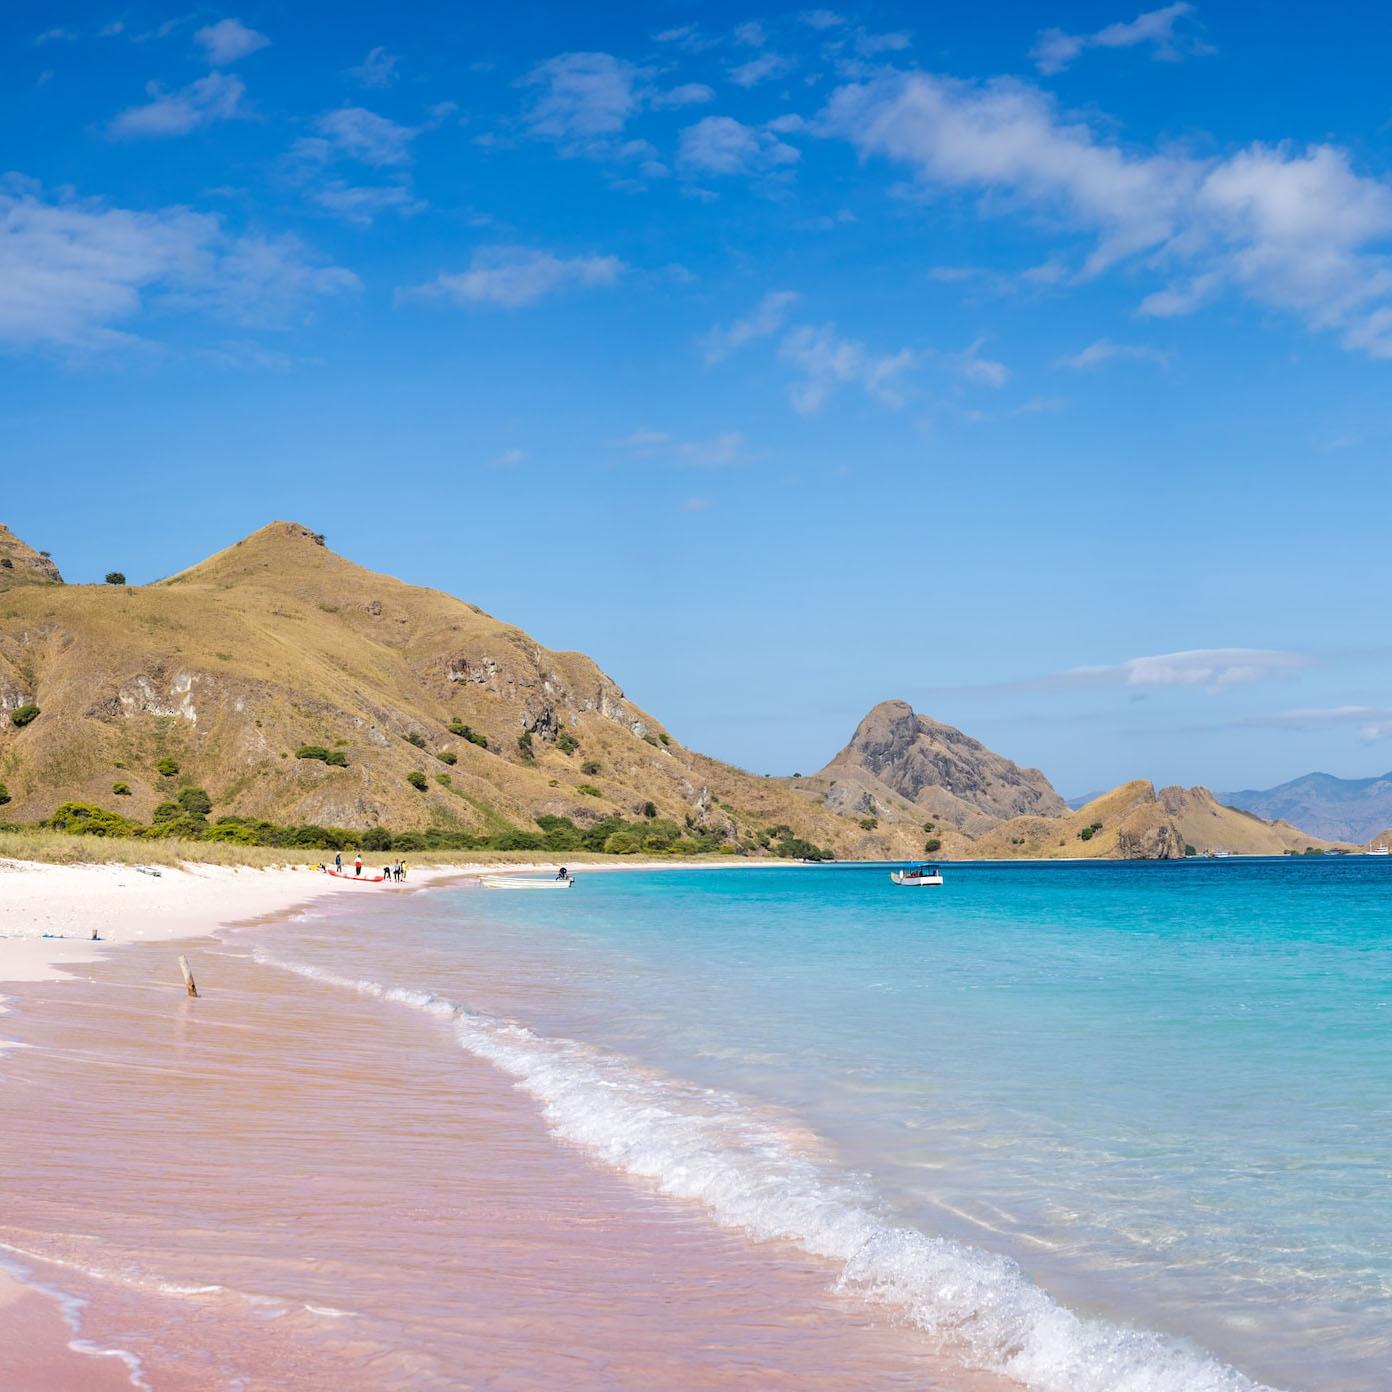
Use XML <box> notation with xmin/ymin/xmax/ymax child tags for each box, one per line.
<box><xmin>326</xmin><ymin>868</ymin><xmax>387</xmax><ymax>883</ymax></box>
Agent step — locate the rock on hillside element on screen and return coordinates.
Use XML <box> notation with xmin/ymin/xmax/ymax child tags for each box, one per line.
<box><xmin>0</xmin><ymin>523</ymin><xmax>62</xmax><ymax>587</ymax></box>
<box><xmin>815</xmin><ymin>699</ymin><xmax>1065</xmax><ymax>835</ymax></box>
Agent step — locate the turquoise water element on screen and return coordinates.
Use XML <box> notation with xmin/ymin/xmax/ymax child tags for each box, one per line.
<box><xmin>257</xmin><ymin>860</ymin><xmax>1392</xmax><ymax>1392</ymax></box>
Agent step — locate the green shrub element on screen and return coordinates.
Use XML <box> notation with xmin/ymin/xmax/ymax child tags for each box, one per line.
<box><xmin>361</xmin><ymin>825</ymin><xmax>392</xmax><ymax>852</ymax></box>
<box><xmin>10</xmin><ymin>704</ymin><xmax>39</xmax><ymax>728</ymax></box>
<box><xmin>643</xmin><ymin>801</ymin><xmax>658</xmax><ymax>819</ymax></box>
<box><xmin>517</xmin><ymin>731</ymin><xmax>535</xmax><ymax>760</ymax></box>
<box><xmin>45</xmin><ymin>801</ymin><xmax>140</xmax><ymax>838</ymax></box>
<box><xmin>922</xmin><ymin>821</ymin><xmax>936</xmax><ymax>833</ymax></box>
<box><xmin>604</xmin><ymin>830</ymin><xmax>642</xmax><ymax>854</ymax></box>
<box><xmin>152</xmin><ymin>801</ymin><xmax>181</xmax><ymax>822</ymax></box>
<box><xmin>1077</xmin><ymin>821</ymin><xmax>1103</xmax><ymax>842</ymax></box>
<box><xmin>859</xmin><ymin>816</ymin><xmax>878</xmax><ymax>830</ymax></box>
<box><xmin>643</xmin><ymin>733</ymin><xmax>659</xmax><ymax>746</ymax></box>
<box><xmin>105</xmin><ymin>571</ymin><xmax>126</xmax><ymax>585</ymax></box>
<box><xmin>1184</xmin><ymin>843</ymin><xmax>1197</xmax><ymax>857</ymax></box>
<box><xmin>658</xmin><ymin>733</ymin><xmax>671</xmax><ymax>746</ymax></box>
<box><xmin>177</xmin><ymin>787</ymin><xmax>212</xmax><ymax>816</ymax></box>
<box><xmin>436</xmin><ymin>749</ymin><xmax>457</xmax><ymax>765</ymax></box>
<box><xmin>556</xmin><ymin>731</ymin><xmax>579</xmax><ymax>755</ymax></box>
<box><xmin>448</xmin><ymin>719</ymin><xmax>489</xmax><ymax>749</ymax></box>
<box><xmin>406</xmin><ymin>770</ymin><xmax>428</xmax><ymax>791</ymax></box>
<box><xmin>0</xmin><ymin>558</ymin><xmax>10</xmax><ymax>569</ymax></box>
<box><xmin>156</xmin><ymin>757</ymin><xmax>179</xmax><ymax>777</ymax></box>
<box><xmin>0</xmin><ymin>784</ymin><xmax>9</xmax><ymax>805</ymax></box>
<box><xmin>435</xmin><ymin>772</ymin><xmax>452</xmax><ymax>786</ymax></box>
<box><xmin>924</xmin><ymin>836</ymin><xmax>942</xmax><ymax>853</ymax></box>
<box><xmin>404</xmin><ymin>731</ymin><xmax>427</xmax><ymax>749</ymax></box>
<box><xmin>492</xmin><ymin>830</ymin><xmax>546</xmax><ymax>851</ymax></box>
<box><xmin>296</xmin><ymin>745</ymin><xmax>347</xmax><ymax>767</ymax></box>
<box><xmin>580</xmin><ymin>760</ymin><xmax>600</xmax><ymax>775</ymax></box>
<box><xmin>112</xmin><ymin>781</ymin><xmax>132</xmax><ymax>796</ymax></box>
<box><xmin>577</xmin><ymin>783</ymin><xmax>602</xmax><ymax>797</ymax></box>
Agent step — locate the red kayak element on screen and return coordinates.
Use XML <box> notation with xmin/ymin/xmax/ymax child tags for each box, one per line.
<box><xmin>325</xmin><ymin>867</ymin><xmax>386</xmax><ymax>883</ymax></box>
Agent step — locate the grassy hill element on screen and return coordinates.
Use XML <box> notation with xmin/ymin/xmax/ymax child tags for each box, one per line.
<box><xmin>0</xmin><ymin>522</ymin><xmax>919</xmax><ymax>858</ymax></box>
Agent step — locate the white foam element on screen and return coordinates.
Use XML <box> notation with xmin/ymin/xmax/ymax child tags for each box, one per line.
<box><xmin>252</xmin><ymin>949</ymin><xmax>1286</xmax><ymax>1392</ymax></box>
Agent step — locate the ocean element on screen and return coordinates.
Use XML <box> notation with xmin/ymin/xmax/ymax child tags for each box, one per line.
<box><xmin>3</xmin><ymin>858</ymin><xmax>1388</xmax><ymax>1390</ymax></box>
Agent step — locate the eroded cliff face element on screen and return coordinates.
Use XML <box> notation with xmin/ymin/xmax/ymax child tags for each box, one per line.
<box><xmin>817</xmin><ymin>699</ymin><xmax>1066</xmax><ymax>832</ymax></box>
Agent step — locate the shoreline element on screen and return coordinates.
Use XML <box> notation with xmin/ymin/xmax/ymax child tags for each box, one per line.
<box><xmin>0</xmin><ymin>874</ymin><xmax>1001</xmax><ymax>1392</ymax></box>
<box><xmin>0</xmin><ymin>855</ymin><xmax>790</xmax><ymax>989</ymax></box>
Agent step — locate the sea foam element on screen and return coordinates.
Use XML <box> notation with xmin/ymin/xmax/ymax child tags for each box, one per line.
<box><xmin>251</xmin><ymin>948</ymin><xmax>1284</xmax><ymax>1392</ymax></box>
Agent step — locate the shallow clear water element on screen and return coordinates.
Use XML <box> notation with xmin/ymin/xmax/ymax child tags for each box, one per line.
<box><xmin>256</xmin><ymin>859</ymin><xmax>1392</xmax><ymax>1392</ymax></box>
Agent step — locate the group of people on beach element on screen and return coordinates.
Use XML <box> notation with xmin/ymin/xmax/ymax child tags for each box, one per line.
<box><xmin>328</xmin><ymin>852</ymin><xmax>407</xmax><ymax>883</ymax></box>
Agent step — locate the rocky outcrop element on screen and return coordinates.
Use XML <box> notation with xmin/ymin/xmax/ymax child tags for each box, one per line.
<box><xmin>818</xmin><ymin>699</ymin><xmax>1065</xmax><ymax>833</ymax></box>
<box><xmin>0</xmin><ymin>524</ymin><xmax>62</xmax><ymax>586</ymax></box>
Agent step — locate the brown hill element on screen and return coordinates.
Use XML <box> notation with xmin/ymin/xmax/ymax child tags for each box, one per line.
<box><xmin>813</xmin><ymin>699</ymin><xmax>1066</xmax><ymax>835</ymax></box>
<box><xmin>973</xmin><ymin>781</ymin><xmax>1342</xmax><ymax>860</ymax></box>
<box><xmin>0</xmin><ymin>523</ymin><xmax>62</xmax><ymax>589</ymax></box>
<box><xmin>0</xmin><ymin>522</ymin><xmax>923</xmax><ymax>855</ymax></box>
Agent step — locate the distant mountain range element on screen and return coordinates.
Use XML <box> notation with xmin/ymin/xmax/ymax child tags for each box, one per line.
<box><xmin>1220</xmin><ymin>771</ymin><xmax>1392</xmax><ymax>844</ymax></box>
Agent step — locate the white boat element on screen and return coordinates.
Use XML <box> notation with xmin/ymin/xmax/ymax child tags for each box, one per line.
<box><xmin>890</xmin><ymin>864</ymin><xmax>943</xmax><ymax>887</ymax></box>
<box><xmin>1364</xmin><ymin>842</ymin><xmax>1390</xmax><ymax>856</ymax></box>
<box><xmin>480</xmin><ymin>874</ymin><xmax>575</xmax><ymax>890</ymax></box>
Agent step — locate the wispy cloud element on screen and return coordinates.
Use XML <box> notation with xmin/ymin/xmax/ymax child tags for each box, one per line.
<box><xmin>485</xmin><ymin>448</ymin><xmax>528</xmax><ymax>469</ymax></box>
<box><xmin>1245</xmin><ymin>706</ymin><xmax>1392</xmax><ymax>743</ymax></box>
<box><xmin>405</xmin><ymin>246</ymin><xmax>625</xmax><ymax>309</ymax></box>
<box><xmin>346</xmin><ymin>46</ymin><xmax>399</xmax><ymax>88</ymax></box>
<box><xmin>1058</xmin><ymin>338</ymin><xmax>1172</xmax><ymax>369</ymax></box>
<box><xmin>678</xmin><ymin>116</ymin><xmax>799</xmax><ymax>179</ymax></box>
<box><xmin>729</xmin><ymin>52</ymin><xmax>796</xmax><ymax>88</ymax></box>
<box><xmin>801</xmin><ymin>10</ymin><xmax>846</xmax><ymax>30</ymax></box>
<box><xmin>1031</xmin><ymin>3</ymin><xmax>1209</xmax><ymax>75</ymax></box>
<box><xmin>779</xmin><ymin>323</ymin><xmax>918</xmax><ymax>413</ymax></box>
<box><xmin>0</xmin><ymin>176</ymin><xmax>357</xmax><ymax>353</ymax></box>
<box><xmin>616</xmin><ymin>428</ymin><xmax>749</xmax><ymax>467</ymax></box>
<box><xmin>1065</xmin><ymin>648</ymin><xmax>1313</xmax><ymax>691</ymax></box>
<box><xmin>194</xmin><ymin>18</ymin><xmax>270</xmax><ymax>66</ymax></box>
<box><xmin>823</xmin><ymin>71</ymin><xmax>1392</xmax><ymax>358</ymax></box>
<box><xmin>699</xmin><ymin>290</ymin><xmax>800</xmax><ymax>364</ymax></box>
<box><xmin>109</xmin><ymin>72</ymin><xmax>248</xmax><ymax>137</ymax></box>
<box><xmin>522</xmin><ymin>51</ymin><xmax>642</xmax><ymax>141</ymax></box>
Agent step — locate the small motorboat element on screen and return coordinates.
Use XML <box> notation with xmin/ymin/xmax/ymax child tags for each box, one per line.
<box><xmin>481</xmin><ymin>874</ymin><xmax>575</xmax><ymax>890</ymax></box>
<box><xmin>890</xmin><ymin>864</ymin><xmax>943</xmax><ymax>887</ymax></box>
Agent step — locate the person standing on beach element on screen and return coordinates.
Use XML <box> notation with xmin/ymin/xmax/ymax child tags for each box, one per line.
<box><xmin>354</xmin><ymin>853</ymin><xmax>363</xmax><ymax>877</ymax></box>
<box><xmin>334</xmin><ymin>851</ymin><xmax>342</xmax><ymax>874</ymax></box>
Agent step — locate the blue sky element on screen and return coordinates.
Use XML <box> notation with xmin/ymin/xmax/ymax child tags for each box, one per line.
<box><xmin>5</xmin><ymin>1</ymin><xmax>1392</xmax><ymax>795</ymax></box>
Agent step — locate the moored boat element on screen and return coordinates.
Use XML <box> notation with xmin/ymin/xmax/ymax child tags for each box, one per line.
<box><xmin>890</xmin><ymin>864</ymin><xmax>943</xmax><ymax>887</ymax></box>
<box><xmin>481</xmin><ymin>874</ymin><xmax>575</xmax><ymax>890</ymax></box>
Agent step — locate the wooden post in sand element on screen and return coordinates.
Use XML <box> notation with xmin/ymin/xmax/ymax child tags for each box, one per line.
<box><xmin>178</xmin><ymin>954</ymin><xmax>199</xmax><ymax>998</ymax></box>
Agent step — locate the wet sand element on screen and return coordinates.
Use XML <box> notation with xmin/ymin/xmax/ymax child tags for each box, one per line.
<box><xmin>0</xmin><ymin>930</ymin><xmax>1007</xmax><ymax>1391</ymax></box>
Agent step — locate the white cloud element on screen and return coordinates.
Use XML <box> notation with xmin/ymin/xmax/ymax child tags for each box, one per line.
<box><xmin>1250</xmin><ymin>706</ymin><xmax>1392</xmax><ymax>743</ymax></box>
<box><xmin>1031</xmin><ymin>3</ymin><xmax>1207</xmax><ymax>74</ymax></box>
<box><xmin>733</xmin><ymin>21</ymin><xmax>768</xmax><ymax>47</ymax></box>
<box><xmin>679</xmin><ymin>116</ymin><xmax>800</xmax><ymax>177</ymax></box>
<box><xmin>1065</xmin><ymin>648</ymin><xmax>1312</xmax><ymax>691</ymax></box>
<box><xmin>822</xmin><ymin>71</ymin><xmax>1392</xmax><ymax>357</ymax></box>
<box><xmin>651</xmin><ymin>83</ymin><xmax>715</xmax><ymax>108</ymax></box>
<box><xmin>522</xmin><ymin>52</ymin><xmax>641</xmax><ymax>140</ymax></box>
<box><xmin>801</xmin><ymin>10</ymin><xmax>845</xmax><ymax>29</ymax></box>
<box><xmin>616</xmin><ymin>428</ymin><xmax>749</xmax><ymax>467</ymax></box>
<box><xmin>310</xmin><ymin>107</ymin><xmax>417</xmax><ymax>166</ymax></box>
<box><xmin>1058</xmin><ymin>337</ymin><xmax>1172</xmax><ymax>368</ymax></box>
<box><xmin>485</xmin><ymin>448</ymin><xmax>528</xmax><ymax>469</ymax></box>
<box><xmin>308</xmin><ymin>181</ymin><xmax>424</xmax><ymax>226</ymax></box>
<box><xmin>109</xmin><ymin>72</ymin><xmax>248</xmax><ymax>137</ymax></box>
<box><xmin>194</xmin><ymin>18</ymin><xmax>270</xmax><ymax>65</ymax></box>
<box><xmin>0</xmin><ymin>176</ymin><xmax>357</xmax><ymax>352</ymax></box>
<box><xmin>959</xmin><ymin>337</ymin><xmax>1009</xmax><ymax>386</ymax></box>
<box><xmin>729</xmin><ymin>52</ymin><xmax>795</xmax><ymax>87</ymax></box>
<box><xmin>855</xmin><ymin>29</ymin><xmax>912</xmax><ymax>56</ymax></box>
<box><xmin>699</xmin><ymin>290</ymin><xmax>800</xmax><ymax>363</ymax></box>
<box><xmin>405</xmin><ymin>247</ymin><xmax>625</xmax><ymax>309</ymax></box>
<box><xmin>779</xmin><ymin>323</ymin><xmax>918</xmax><ymax>412</ymax></box>
<box><xmin>347</xmin><ymin>46</ymin><xmax>399</xmax><ymax>88</ymax></box>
